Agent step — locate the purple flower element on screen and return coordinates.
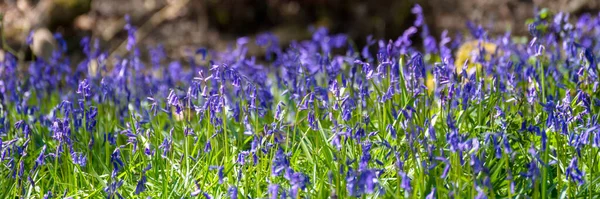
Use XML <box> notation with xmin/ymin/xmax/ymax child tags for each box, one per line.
<box><xmin>593</xmin><ymin>129</ymin><xmax>600</xmax><ymax>148</ymax></box>
<box><xmin>228</xmin><ymin>186</ymin><xmax>238</xmax><ymax>199</ymax></box>
<box><xmin>274</xmin><ymin>102</ymin><xmax>285</xmax><ymax>121</ymax></box>
<box><xmin>53</xmin><ymin>33</ymin><xmax>67</xmax><ymax>52</ymax></box>
<box><xmin>353</xmin><ymin>128</ymin><xmax>365</xmax><ymax>140</ymax></box>
<box><xmin>470</xmin><ymin>153</ymin><xmax>487</xmax><ymax>174</ymax></box>
<box><xmin>43</xmin><ymin>191</ymin><xmax>52</xmax><ymax>199</ymax></box>
<box><xmin>58</xmin><ymin>100</ymin><xmax>74</xmax><ymax>117</ymax></box>
<box><xmin>289</xmin><ymin>172</ymin><xmax>310</xmax><ymax>199</ymax></box>
<box><xmin>409</xmin><ymin>53</ymin><xmax>425</xmax><ymax>79</ymax></box>
<box><xmin>196</xmin><ymin>48</ymin><xmax>207</xmax><ymax>60</ymax></box>
<box><xmin>435</xmin><ymin>157</ymin><xmax>451</xmax><ymax>179</ymax></box>
<box><xmin>474</xmin><ymin>185</ymin><xmax>487</xmax><ymax>199</ymax></box>
<box><xmin>86</xmin><ymin>106</ymin><xmax>98</xmax><ymax>132</ymax></box>
<box><xmin>209</xmin><ymin>165</ymin><xmax>224</xmax><ymax>184</ymax></box>
<box><xmin>439</xmin><ymin>30</ymin><xmax>452</xmax><ymax>59</ymax></box>
<box><xmin>424</xmin><ymin>35</ymin><xmax>438</xmax><ymax>54</ymax></box>
<box><xmin>466</xmin><ymin>22</ymin><xmax>486</xmax><ymax>39</ymax></box>
<box><xmin>308</xmin><ymin>111</ymin><xmax>318</xmax><ymax>130</ymax></box>
<box><xmin>502</xmin><ymin>134</ymin><xmax>512</xmax><ymax>155</ymax></box>
<box><xmin>400</xmin><ymin>171</ymin><xmax>411</xmax><ymax>194</ymax></box>
<box><xmin>268</xmin><ymin>184</ymin><xmax>279</xmax><ymax>199</ymax></box>
<box><xmin>110</xmin><ymin>148</ymin><xmax>124</xmax><ymax>177</ymax></box>
<box><xmin>251</xmin><ymin>136</ymin><xmax>260</xmax><ymax>152</ymax></box>
<box><xmin>191</xmin><ymin>189</ymin><xmax>202</xmax><ymax>197</ymax></box>
<box><xmin>346</xmin><ymin>167</ymin><xmax>380</xmax><ymax>197</ymax></box>
<box><xmin>386</xmin><ymin>124</ymin><xmax>397</xmax><ymax>139</ymax></box>
<box><xmin>71</xmin><ymin>151</ymin><xmax>87</xmax><ymax>167</ymax></box>
<box><xmin>566</xmin><ymin>157</ymin><xmax>585</xmax><ymax>185</ymax></box>
<box><xmin>237</xmin><ymin>151</ymin><xmax>250</xmax><ymax>165</ymax></box>
<box><xmin>124</xmin><ymin>15</ymin><xmax>136</xmax><ymax>51</ymax></box>
<box><xmin>426</xmin><ymin>188</ymin><xmax>436</xmax><ymax>199</ymax></box>
<box><xmin>272</xmin><ymin>148</ymin><xmax>290</xmax><ymax>177</ymax></box>
<box><xmin>204</xmin><ymin>140</ymin><xmax>212</xmax><ymax>153</ymax></box>
<box><xmin>411</xmin><ymin>4</ymin><xmax>424</xmax><ymax>27</ymax></box>
<box><xmin>523</xmin><ymin>159</ymin><xmax>540</xmax><ymax>182</ymax></box>
<box><xmin>584</xmin><ymin>47</ymin><xmax>595</xmax><ymax>67</ymax></box>
<box><xmin>362</xmin><ymin>35</ymin><xmax>376</xmax><ymax>60</ymax></box>
<box><xmin>104</xmin><ymin>180</ymin><xmax>124</xmax><ymax>199</ymax></box>
<box><xmin>341</xmin><ymin>98</ymin><xmax>354</xmax><ymax>121</ymax></box>
<box><xmin>395</xmin><ymin>27</ymin><xmax>418</xmax><ymax>54</ymax></box>
<box><xmin>134</xmin><ymin>175</ymin><xmax>147</xmax><ymax>195</ymax></box>
<box><xmin>487</xmin><ymin>134</ymin><xmax>502</xmax><ymax>159</ymax></box>
<box><xmin>26</xmin><ymin>30</ymin><xmax>34</xmax><ymax>45</ymax></box>
<box><xmin>18</xmin><ymin>160</ymin><xmax>24</xmax><ymax>178</ymax></box>
<box><xmin>158</xmin><ymin>136</ymin><xmax>172</xmax><ymax>158</ymax></box>
<box><xmin>191</xmin><ymin>180</ymin><xmax>207</xmax><ymax>197</ymax></box>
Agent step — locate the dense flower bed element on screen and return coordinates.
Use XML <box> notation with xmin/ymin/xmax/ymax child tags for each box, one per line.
<box><xmin>1</xmin><ymin>5</ymin><xmax>600</xmax><ymax>198</ymax></box>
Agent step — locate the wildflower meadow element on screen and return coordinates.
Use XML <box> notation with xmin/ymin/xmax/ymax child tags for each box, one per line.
<box><xmin>2</xmin><ymin>5</ymin><xmax>600</xmax><ymax>199</ymax></box>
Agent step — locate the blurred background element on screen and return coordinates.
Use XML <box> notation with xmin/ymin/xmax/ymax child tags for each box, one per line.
<box><xmin>1</xmin><ymin>0</ymin><xmax>600</xmax><ymax>62</ymax></box>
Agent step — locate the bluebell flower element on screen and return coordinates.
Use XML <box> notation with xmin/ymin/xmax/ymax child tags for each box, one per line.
<box><xmin>446</xmin><ymin>118</ymin><xmax>461</xmax><ymax>152</ymax></box>
<box><xmin>195</xmin><ymin>47</ymin><xmax>207</xmax><ymax>60</ymax></box>
<box><xmin>184</xmin><ymin>127</ymin><xmax>194</xmax><ymax>137</ymax></box>
<box><xmin>354</xmin><ymin>128</ymin><xmax>365</xmax><ymax>140</ymax></box>
<box><xmin>380</xmin><ymin>85</ymin><xmax>395</xmax><ymax>103</ymax></box>
<box><xmin>470</xmin><ymin>153</ymin><xmax>487</xmax><ymax>175</ymax></box>
<box><xmin>209</xmin><ymin>165</ymin><xmax>225</xmax><ymax>184</ymax></box>
<box><xmin>502</xmin><ymin>134</ymin><xmax>512</xmax><ymax>155</ymax></box>
<box><xmin>53</xmin><ymin>33</ymin><xmax>67</xmax><ymax>52</ymax></box>
<box><xmin>228</xmin><ymin>186</ymin><xmax>238</xmax><ymax>199</ymax></box>
<box><xmin>124</xmin><ymin>15</ymin><xmax>136</xmax><ymax>51</ymax></box>
<box><xmin>159</xmin><ymin>136</ymin><xmax>172</xmax><ymax>158</ymax></box>
<box><xmin>435</xmin><ymin>157</ymin><xmax>451</xmax><ymax>179</ymax></box>
<box><xmin>386</xmin><ymin>124</ymin><xmax>397</xmax><ymax>139</ymax></box>
<box><xmin>473</xmin><ymin>22</ymin><xmax>496</xmax><ymax>39</ymax></box>
<box><xmin>26</xmin><ymin>176</ymin><xmax>35</xmax><ymax>188</ymax></box>
<box><xmin>71</xmin><ymin>151</ymin><xmax>87</xmax><ymax>167</ymax></box>
<box><xmin>191</xmin><ymin>189</ymin><xmax>202</xmax><ymax>197</ymax></box>
<box><xmin>308</xmin><ymin>111</ymin><xmax>318</xmax><ymax>130</ymax></box>
<box><xmin>272</xmin><ymin>148</ymin><xmax>290</xmax><ymax>177</ymax></box>
<box><xmin>331</xmin><ymin>132</ymin><xmax>342</xmax><ymax>150</ymax></box>
<box><xmin>18</xmin><ymin>160</ymin><xmax>25</xmax><ymax>178</ymax></box>
<box><xmin>289</xmin><ymin>171</ymin><xmax>310</xmax><ymax>199</ymax></box>
<box><xmin>341</xmin><ymin>98</ymin><xmax>354</xmax><ymax>121</ymax></box>
<box><xmin>474</xmin><ymin>185</ymin><xmax>487</xmax><ymax>199</ymax></box>
<box><xmin>487</xmin><ymin>134</ymin><xmax>502</xmax><ymax>159</ymax></box>
<box><xmin>346</xmin><ymin>168</ymin><xmax>380</xmax><ymax>197</ymax></box>
<box><xmin>105</xmin><ymin>180</ymin><xmax>124</xmax><ymax>199</ymax></box>
<box><xmin>400</xmin><ymin>171</ymin><xmax>412</xmax><ymax>195</ymax></box>
<box><xmin>439</xmin><ymin>30</ymin><xmax>452</xmax><ymax>59</ymax></box>
<box><xmin>411</xmin><ymin>4</ymin><xmax>424</xmax><ymax>27</ymax></box>
<box><xmin>26</xmin><ymin>30</ymin><xmax>34</xmax><ymax>45</ymax></box>
<box><xmin>43</xmin><ymin>191</ymin><xmax>52</xmax><ymax>199</ymax></box>
<box><xmin>268</xmin><ymin>184</ymin><xmax>279</xmax><ymax>199</ymax></box>
<box><xmin>134</xmin><ymin>175</ymin><xmax>147</xmax><ymax>195</ymax></box>
<box><xmin>409</xmin><ymin>53</ymin><xmax>425</xmax><ymax>79</ymax></box>
<box><xmin>359</xmin><ymin>142</ymin><xmax>373</xmax><ymax>171</ymax></box>
<box><xmin>584</xmin><ymin>47</ymin><xmax>595</xmax><ymax>67</ymax></box>
<box><xmin>566</xmin><ymin>157</ymin><xmax>585</xmax><ymax>185</ymax></box>
<box><xmin>522</xmin><ymin>156</ymin><xmax>540</xmax><ymax>182</ymax></box>
<box><xmin>204</xmin><ymin>141</ymin><xmax>212</xmax><ymax>153</ymax></box>
<box><xmin>424</xmin><ymin>35</ymin><xmax>438</xmax><ymax>54</ymax></box>
<box><xmin>426</xmin><ymin>188</ymin><xmax>436</xmax><ymax>199</ymax></box>
<box><xmin>86</xmin><ymin>106</ymin><xmax>98</xmax><ymax>132</ymax></box>
<box><xmin>110</xmin><ymin>148</ymin><xmax>124</xmax><ymax>177</ymax></box>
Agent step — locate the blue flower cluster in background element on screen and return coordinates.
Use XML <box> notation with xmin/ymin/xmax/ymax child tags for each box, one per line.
<box><xmin>1</xmin><ymin>5</ymin><xmax>600</xmax><ymax>199</ymax></box>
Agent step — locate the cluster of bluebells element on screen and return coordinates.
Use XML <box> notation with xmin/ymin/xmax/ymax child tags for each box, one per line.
<box><xmin>1</xmin><ymin>5</ymin><xmax>600</xmax><ymax>199</ymax></box>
